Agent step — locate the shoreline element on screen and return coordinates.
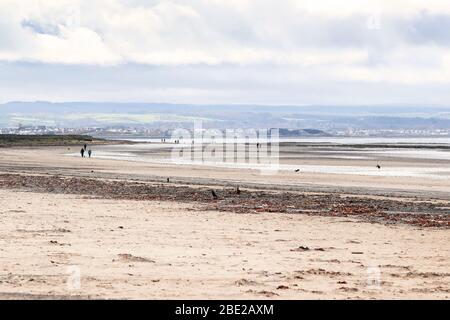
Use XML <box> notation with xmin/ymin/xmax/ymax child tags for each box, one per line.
<box><xmin>2</xmin><ymin>133</ymin><xmax>450</xmax><ymax>149</ymax></box>
<box><xmin>1</xmin><ymin>145</ymin><xmax>450</xmax><ymax>199</ymax></box>
<box><xmin>0</xmin><ymin>134</ymin><xmax>134</xmax><ymax>148</ymax></box>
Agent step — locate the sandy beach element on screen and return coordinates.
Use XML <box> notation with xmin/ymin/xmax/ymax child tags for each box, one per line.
<box><xmin>3</xmin><ymin>0</ymin><xmax>450</xmax><ymax>304</ymax></box>
<box><xmin>0</xmin><ymin>145</ymin><xmax>449</xmax><ymax>299</ymax></box>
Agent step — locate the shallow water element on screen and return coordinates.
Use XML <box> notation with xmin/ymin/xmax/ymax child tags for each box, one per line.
<box><xmin>67</xmin><ymin>137</ymin><xmax>450</xmax><ymax>180</ymax></box>
<box><xmin>110</xmin><ymin>136</ymin><xmax>450</xmax><ymax>144</ymax></box>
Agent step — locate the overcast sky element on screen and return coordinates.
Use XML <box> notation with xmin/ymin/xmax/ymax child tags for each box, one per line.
<box><xmin>1</xmin><ymin>0</ymin><xmax>450</xmax><ymax>106</ymax></box>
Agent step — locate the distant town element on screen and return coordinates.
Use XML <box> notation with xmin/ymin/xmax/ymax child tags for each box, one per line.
<box><xmin>2</xmin><ymin>124</ymin><xmax>450</xmax><ymax>139</ymax></box>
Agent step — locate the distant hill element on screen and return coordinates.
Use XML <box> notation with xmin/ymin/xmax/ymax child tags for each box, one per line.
<box><xmin>278</xmin><ymin>128</ymin><xmax>330</xmax><ymax>137</ymax></box>
<box><xmin>1</xmin><ymin>101</ymin><xmax>450</xmax><ymax>130</ymax></box>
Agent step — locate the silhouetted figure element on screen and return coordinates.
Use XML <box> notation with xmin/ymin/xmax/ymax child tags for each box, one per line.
<box><xmin>211</xmin><ymin>190</ymin><xmax>218</xmax><ymax>200</ymax></box>
<box><xmin>236</xmin><ymin>186</ymin><xmax>241</xmax><ymax>195</ymax></box>
<box><xmin>88</xmin><ymin>149</ymin><xmax>92</xmax><ymax>158</ymax></box>
<box><xmin>80</xmin><ymin>148</ymin><xmax>85</xmax><ymax>158</ymax></box>
<box><xmin>295</xmin><ymin>169</ymin><xmax>300</xmax><ymax>172</ymax></box>
<box><xmin>167</xmin><ymin>178</ymin><xmax>170</xmax><ymax>183</ymax></box>
<box><xmin>83</xmin><ymin>144</ymin><xmax>87</xmax><ymax>151</ymax></box>
<box><xmin>376</xmin><ymin>164</ymin><xmax>381</xmax><ymax>169</ymax></box>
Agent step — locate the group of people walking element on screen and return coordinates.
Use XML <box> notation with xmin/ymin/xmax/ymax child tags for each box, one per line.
<box><xmin>161</xmin><ymin>138</ymin><xmax>181</xmax><ymax>144</ymax></box>
<box><xmin>80</xmin><ymin>144</ymin><xmax>92</xmax><ymax>158</ymax></box>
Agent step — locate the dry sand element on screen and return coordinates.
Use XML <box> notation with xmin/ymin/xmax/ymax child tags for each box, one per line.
<box><xmin>0</xmin><ymin>189</ymin><xmax>448</xmax><ymax>299</ymax></box>
<box><xmin>0</xmin><ymin>146</ymin><xmax>449</xmax><ymax>299</ymax></box>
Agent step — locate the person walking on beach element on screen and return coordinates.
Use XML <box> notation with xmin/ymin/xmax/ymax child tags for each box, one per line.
<box><xmin>88</xmin><ymin>149</ymin><xmax>92</xmax><ymax>158</ymax></box>
<box><xmin>80</xmin><ymin>148</ymin><xmax>85</xmax><ymax>158</ymax></box>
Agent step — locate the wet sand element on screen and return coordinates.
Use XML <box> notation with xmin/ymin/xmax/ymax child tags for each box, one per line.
<box><xmin>0</xmin><ymin>146</ymin><xmax>449</xmax><ymax>299</ymax></box>
<box><xmin>1</xmin><ymin>145</ymin><xmax>450</xmax><ymax>198</ymax></box>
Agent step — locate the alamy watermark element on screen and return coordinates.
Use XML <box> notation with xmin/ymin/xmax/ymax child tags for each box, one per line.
<box><xmin>170</xmin><ymin>121</ymin><xmax>280</xmax><ymax>175</ymax></box>
<box><xmin>66</xmin><ymin>265</ymin><xmax>81</xmax><ymax>291</ymax></box>
<box><xmin>366</xmin><ymin>265</ymin><xmax>381</xmax><ymax>290</ymax></box>
<box><xmin>366</xmin><ymin>10</ymin><xmax>382</xmax><ymax>30</ymax></box>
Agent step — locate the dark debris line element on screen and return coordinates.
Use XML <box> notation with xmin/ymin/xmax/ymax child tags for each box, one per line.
<box><xmin>0</xmin><ymin>173</ymin><xmax>448</xmax><ymax>229</ymax></box>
